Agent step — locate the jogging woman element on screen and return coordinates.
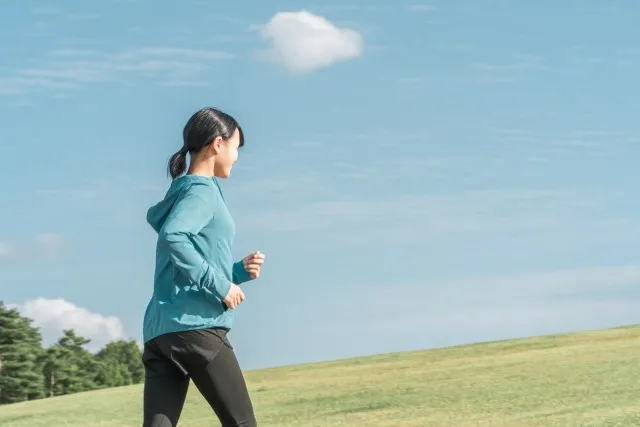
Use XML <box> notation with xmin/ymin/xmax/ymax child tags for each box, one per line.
<box><xmin>141</xmin><ymin>107</ymin><xmax>264</xmax><ymax>427</ymax></box>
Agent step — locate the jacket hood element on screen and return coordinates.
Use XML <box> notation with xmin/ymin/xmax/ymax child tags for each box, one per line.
<box><xmin>146</xmin><ymin>176</ymin><xmax>215</xmax><ymax>234</ymax></box>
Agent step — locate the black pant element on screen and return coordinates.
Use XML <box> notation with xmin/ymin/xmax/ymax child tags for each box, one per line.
<box><xmin>142</xmin><ymin>328</ymin><xmax>257</xmax><ymax>427</ymax></box>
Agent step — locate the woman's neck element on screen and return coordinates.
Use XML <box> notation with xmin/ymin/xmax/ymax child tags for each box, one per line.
<box><xmin>187</xmin><ymin>160</ymin><xmax>215</xmax><ymax>177</ymax></box>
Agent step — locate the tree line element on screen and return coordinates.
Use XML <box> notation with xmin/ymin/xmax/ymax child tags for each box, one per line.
<box><xmin>0</xmin><ymin>301</ymin><xmax>144</xmax><ymax>405</ymax></box>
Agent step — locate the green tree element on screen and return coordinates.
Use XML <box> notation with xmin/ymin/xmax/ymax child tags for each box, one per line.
<box><xmin>95</xmin><ymin>339</ymin><xmax>144</xmax><ymax>388</ymax></box>
<box><xmin>42</xmin><ymin>330</ymin><xmax>102</xmax><ymax>397</ymax></box>
<box><xmin>41</xmin><ymin>344</ymin><xmax>73</xmax><ymax>397</ymax></box>
<box><xmin>0</xmin><ymin>301</ymin><xmax>45</xmax><ymax>404</ymax></box>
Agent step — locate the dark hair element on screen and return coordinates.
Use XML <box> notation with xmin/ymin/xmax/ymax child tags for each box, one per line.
<box><xmin>168</xmin><ymin>107</ymin><xmax>244</xmax><ymax>179</ymax></box>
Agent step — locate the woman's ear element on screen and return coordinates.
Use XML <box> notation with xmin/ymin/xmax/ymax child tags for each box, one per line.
<box><xmin>209</xmin><ymin>136</ymin><xmax>224</xmax><ymax>155</ymax></box>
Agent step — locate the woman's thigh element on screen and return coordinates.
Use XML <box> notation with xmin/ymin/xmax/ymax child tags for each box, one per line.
<box><xmin>190</xmin><ymin>342</ymin><xmax>257</xmax><ymax>427</ymax></box>
<box><xmin>156</xmin><ymin>328</ymin><xmax>257</xmax><ymax>427</ymax></box>
<box><xmin>142</xmin><ymin>341</ymin><xmax>190</xmax><ymax>427</ymax></box>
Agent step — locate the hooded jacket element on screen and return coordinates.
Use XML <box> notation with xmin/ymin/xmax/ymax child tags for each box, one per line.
<box><xmin>142</xmin><ymin>174</ymin><xmax>250</xmax><ymax>343</ymax></box>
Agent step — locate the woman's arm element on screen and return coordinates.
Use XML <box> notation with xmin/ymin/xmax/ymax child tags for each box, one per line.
<box><xmin>158</xmin><ymin>184</ymin><xmax>232</xmax><ymax>300</ymax></box>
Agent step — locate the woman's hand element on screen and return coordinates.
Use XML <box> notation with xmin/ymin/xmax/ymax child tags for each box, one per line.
<box><xmin>243</xmin><ymin>251</ymin><xmax>265</xmax><ymax>279</ymax></box>
<box><xmin>223</xmin><ymin>283</ymin><xmax>245</xmax><ymax>309</ymax></box>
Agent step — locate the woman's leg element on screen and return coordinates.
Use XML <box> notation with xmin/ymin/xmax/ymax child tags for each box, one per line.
<box><xmin>142</xmin><ymin>341</ymin><xmax>190</xmax><ymax>427</ymax></box>
<box><xmin>187</xmin><ymin>333</ymin><xmax>257</xmax><ymax>427</ymax></box>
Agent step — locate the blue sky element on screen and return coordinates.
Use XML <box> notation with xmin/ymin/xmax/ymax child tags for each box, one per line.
<box><xmin>1</xmin><ymin>0</ymin><xmax>639</xmax><ymax>370</ymax></box>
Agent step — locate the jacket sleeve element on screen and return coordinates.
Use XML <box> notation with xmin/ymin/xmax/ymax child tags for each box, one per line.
<box><xmin>232</xmin><ymin>260</ymin><xmax>252</xmax><ymax>285</ymax></box>
<box><xmin>157</xmin><ymin>184</ymin><xmax>232</xmax><ymax>300</ymax></box>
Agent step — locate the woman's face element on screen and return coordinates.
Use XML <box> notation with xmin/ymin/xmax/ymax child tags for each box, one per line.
<box><xmin>213</xmin><ymin>128</ymin><xmax>240</xmax><ymax>178</ymax></box>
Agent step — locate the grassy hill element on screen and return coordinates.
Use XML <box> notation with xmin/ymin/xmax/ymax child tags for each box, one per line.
<box><xmin>1</xmin><ymin>325</ymin><xmax>639</xmax><ymax>427</ymax></box>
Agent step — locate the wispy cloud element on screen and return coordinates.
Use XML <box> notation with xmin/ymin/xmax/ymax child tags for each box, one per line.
<box><xmin>0</xmin><ymin>47</ymin><xmax>234</xmax><ymax>95</ymax></box>
<box><xmin>239</xmin><ymin>187</ymin><xmax>640</xmax><ymax>250</ymax></box>
<box><xmin>408</xmin><ymin>4</ymin><xmax>436</xmax><ymax>12</ymax></box>
<box><xmin>396</xmin><ymin>265</ymin><xmax>640</xmax><ymax>303</ymax></box>
<box><xmin>313</xmin><ymin>4</ymin><xmax>394</xmax><ymax>13</ymax></box>
<box><xmin>0</xmin><ymin>233</ymin><xmax>64</xmax><ymax>263</ymax></box>
<box><xmin>471</xmin><ymin>54</ymin><xmax>550</xmax><ymax>84</ymax></box>
<box><xmin>330</xmin><ymin>264</ymin><xmax>640</xmax><ymax>334</ymax></box>
<box><xmin>0</xmin><ymin>242</ymin><xmax>13</xmax><ymax>258</ymax></box>
<box><xmin>256</xmin><ymin>10</ymin><xmax>364</xmax><ymax>73</ymax></box>
<box><xmin>339</xmin><ymin>264</ymin><xmax>640</xmax><ymax>337</ymax></box>
<box><xmin>248</xmin><ymin>189</ymin><xmax>581</xmax><ymax>232</ymax></box>
<box><xmin>396</xmin><ymin>76</ymin><xmax>428</xmax><ymax>89</ymax></box>
<box><xmin>30</xmin><ymin>6</ymin><xmax>100</xmax><ymax>20</ymax></box>
<box><xmin>30</xmin><ymin>7</ymin><xmax>62</xmax><ymax>16</ymax></box>
<box><xmin>434</xmin><ymin>42</ymin><xmax>474</xmax><ymax>52</ymax></box>
<box><xmin>244</xmin><ymin>263</ymin><xmax>640</xmax><ymax>368</ymax></box>
<box><xmin>36</xmin><ymin>234</ymin><xmax>64</xmax><ymax>258</ymax></box>
<box><xmin>472</xmin><ymin>54</ymin><xmax>549</xmax><ymax>72</ymax></box>
<box><xmin>491</xmin><ymin>126</ymin><xmax>634</xmax><ymax>157</ymax></box>
<box><xmin>33</xmin><ymin>176</ymin><xmax>165</xmax><ymax>228</ymax></box>
<box><xmin>35</xmin><ymin>175</ymin><xmax>164</xmax><ymax>201</ymax></box>
<box><xmin>558</xmin><ymin>45</ymin><xmax>640</xmax><ymax>74</ymax></box>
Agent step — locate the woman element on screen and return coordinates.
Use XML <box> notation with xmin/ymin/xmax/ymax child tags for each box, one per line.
<box><xmin>141</xmin><ymin>107</ymin><xmax>264</xmax><ymax>427</ymax></box>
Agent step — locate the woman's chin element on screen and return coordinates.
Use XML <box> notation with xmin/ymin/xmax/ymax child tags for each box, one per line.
<box><xmin>215</xmin><ymin>168</ymin><xmax>232</xmax><ymax>179</ymax></box>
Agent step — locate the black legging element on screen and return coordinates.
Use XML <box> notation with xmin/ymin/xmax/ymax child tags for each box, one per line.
<box><xmin>142</xmin><ymin>328</ymin><xmax>257</xmax><ymax>427</ymax></box>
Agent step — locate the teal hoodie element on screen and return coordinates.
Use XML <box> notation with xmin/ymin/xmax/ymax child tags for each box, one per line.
<box><xmin>142</xmin><ymin>174</ymin><xmax>251</xmax><ymax>343</ymax></box>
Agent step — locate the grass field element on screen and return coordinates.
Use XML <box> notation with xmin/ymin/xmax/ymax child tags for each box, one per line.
<box><xmin>1</xmin><ymin>325</ymin><xmax>639</xmax><ymax>427</ymax></box>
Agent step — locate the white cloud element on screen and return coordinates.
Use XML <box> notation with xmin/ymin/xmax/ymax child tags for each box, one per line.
<box><xmin>12</xmin><ymin>298</ymin><xmax>126</xmax><ymax>350</ymax></box>
<box><xmin>257</xmin><ymin>10</ymin><xmax>364</xmax><ymax>73</ymax></box>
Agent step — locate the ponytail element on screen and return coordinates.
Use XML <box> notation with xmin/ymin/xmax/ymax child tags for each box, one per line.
<box><xmin>167</xmin><ymin>147</ymin><xmax>188</xmax><ymax>179</ymax></box>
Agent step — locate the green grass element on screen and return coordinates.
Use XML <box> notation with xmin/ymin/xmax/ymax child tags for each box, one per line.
<box><xmin>2</xmin><ymin>325</ymin><xmax>640</xmax><ymax>426</ymax></box>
